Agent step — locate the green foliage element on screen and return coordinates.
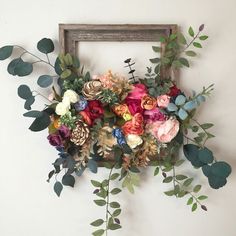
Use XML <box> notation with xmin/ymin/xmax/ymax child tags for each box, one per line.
<box><xmin>37</xmin><ymin>75</ymin><xmax>53</xmax><ymax>88</ymax></box>
<box><xmin>91</xmin><ymin>219</ymin><xmax>104</xmax><ymax>227</ymax></box>
<box><xmin>28</xmin><ymin>110</ymin><xmax>51</xmax><ymax>132</ymax></box>
<box><xmin>59</xmin><ymin>112</ymin><xmax>77</xmax><ymax>129</ymax></box>
<box><xmin>0</xmin><ymin>46</ymin><xmax>13</xmax><ymax>60</ymax></box>
<box><xmin>92</xmin><ymin>229</ymin><xmax>105</xmax><ymax>236</ymax></box>
<box><xmin>54</xmin><ymin>181</ymin><xmax>63</xmax><ymax>197</ymax></box>
<box><xmin>88</xmin><ymin>159</ymin><xmax>98</xmax><ymax>174</ymax></box>
<box><xmin>8</xmin><ymin>58</ymin><xmax>33</xmax><ymax>77</ymax></box>
<box><xmin>122</xmin><ymin>172</ymin><xmax>140</xmax><ymax>194</ymax></box>
<box><xmin>62</xmin><ymin>174</ymin><xmax>75</xmax><ymax>187</ymax></box>
<box><xmin>37</xmin><ymin>38</ymin><xmax>54</xmax><ymax>54</ymax></box>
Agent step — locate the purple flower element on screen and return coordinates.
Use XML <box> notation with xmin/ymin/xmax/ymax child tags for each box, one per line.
<box><xmin>58</xmin><ymin>125</ymin><xmax>71</xmax><ymax>139</ymax></box>
<box><xmin>74</xmin><ymin>97</ymin><xmax>88</xmax><ymax>111</ymax></box>
<box><xmin>47</xmin><ymin>134</ymin><xmax>63</xmax><ymax>147</ymax></box>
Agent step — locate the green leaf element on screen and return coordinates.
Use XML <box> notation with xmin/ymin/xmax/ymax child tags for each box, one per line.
<box><xmin>152</xmin><ymin>46</ymin><xmax>161</xmax><ymax>52</ymax></box>
<box><xmin>7</xmin><ymin>58</ymin><xmax>22</xmax><ymax>75</ymax></box>
<box><xmin>161</xmin><ymin>57</ymin><xmax>170</xmax><ymax>64</ymax></box>
<box><xmin>101</xmin><ymin>180</ymin><xmax>109</xmax><ymax>187</ymax></box>
<box><xmin>164</xmin><ymin>190</ymin><xmax>175</xmax><ymax>196</ymax></box>
<box><xmin>37</xmin><ymin>38</ymin><xmax>54</xmax><ymax>54</ymax></box>
<box><xmin>175</xmin><ymin>159</ymin><xmax>185</xmax><ymax>167</ymax></box>
<box><xmin>192</xmin><ymin>126</ymin><xmax>199</xmax><ymax>132</ymax></box>
<box><xmin>187</xmin><ymin>197</ymin><xmax>193</xmax><ymax>205</ymax></box>
<box><xmin>211</xmin><ymin>161</ymin><xmax>231</xmax><ymax>178</ymax></box>
<box><xmin>178</xmin><ymin>190</ymin><xmax>186</xmax><ymax>198</ymax></box>
<box><xmin>201</xmin><ymin>123</ymin><xmax>214</xmax><ymax>129</ymax></box>
<box><xmin>183</xmin><ymin>178</ymin><xmax>194</xmax><ymax>187</ymax></box>
<box><xmin>29</xmin><ymin>111</ymin><xmax>51</xmax><ymax>132</ymax></box>
<box><xmin>91</xmin><ymin>180</ymin><xmax>101</xmax><ymax>187</ymax></box>
<box><xmin>62</xmin><ymin>174</ymin><xmax>75</xmax><ymax>187</ymax></box>
<box><xmin>163</xmin><ymin>176</ymin><xmax>173</xmax><ymax>183</ymax></box>
<box><xmin>23</xmin><ymin>110</ymin><xmax>42</xmax><ymax>118</ymax></box>
<box><xmin>177</xmin><ymin>32</ymin><xmax>187</xmax><ymax>45</ymax></box>
<box><xmin>113</xmin><ymin>209</ymin><xmax>121</xmax><ymax>217</ymax></box>
<box><xmin>199</xmin><ymin>35</ymin><xmax>208</xmax><ymax>40</ymax></box>
<box><xmin>193</xmin><ymin>42</ymin><xmax>202</xmax><ymax>48</ymax></box>
<box><xmin>94</xmin><ymin>200</ymin><xmax>106</xmax><ymax>206</ymax></box>
<box><xmin>37</xmin><ymin>75</ymin><xmax>53</xmax><ymax>88</ymax></box>
<box><xmin>185</xmin><ymin>51</ymin><xmax>197</xmax><ymax>57</ymax></box>
<box><xmin>18</xmin><ymin>85</ymin><xmax>32</xmax><ymax>99</ymax></box>
<box><xmin>91</xmin><ymin>219</ymin><xmax>104</xmax><ymax>227</ymax></box>
<box><xmin>179</xmin><ymin>58</ymin><xmax>190</xmax><ymax>67</ymax></box>
<box><xmin>149</xmin><ymin>58</ymin><xmax>160</xmax><ymax>64</ymax></box>
<box><xmin>108</xmin><ymin>224</ymin><xmax>122</xmax><ymax>230</ymax></box>
<box><xmin>198</xmin><ymin>195</ymin><xmax>208</xmax><ymax>200</ymax></box>
<box><xmin>192</xmin><ymin>202</ymin><xmax>198</xmax><ymax>212</ymax></box>
<box><xmin>92</xmin><ymin>229</ymin><xmax>105</xmax><ymax>236</ymax></box>
<box><xmin>159</xmin><ymin>36</ymin><xmax>166</xmax><ymax>42</ymax></box>
<box><xmin>176</xmin><ymin>175</ymin><xmax>188</xmax><ymax>181</ymax></box>
<box><xmin>96</xmin><ymin>189</ymin><xmax>107</xmax><ymax>199</ymax></box>
<box><xmin>198</xmin><ymin>148</ymin><xmax>214</xmax><ymax>164</ymax></box>
<box><xmin>110</xmin><ymin>173</ymin><xmax>120</xmax><ymax>180</ymax></box>
<box><xmin>188</xmin><ymin>27</ymin><xmax>195</xmax><ymax>37</ymax></box>
<box><xmin>54</xmin><ymin>181</ymin><xmax>63</xmax><ymax>197</ymax></box>
<box><xmin>24</xmin><ymin>96</ymin><xmax>35</xmax><ymax>110</ymax></box>
<box><xmin>61</xmin><ymin>69</ymin><xmax>72</xmax><ymax>79</ymax></box>
<box><xmin>110</xmin><ymin>202</ymin><xmax>120</xmax><ymax>208</ymax></box>
<box><xmin>0</xmin><ymin>46</ymin><xmax>13</xmax><ymax>60</ymax></box>
<box><xmin>154</xmin><ymin>167</ymin><xmax>159</xmax><ymax>176</ymax></box>
<box><xmin>193</xmin><ymin>185</ymin><xmax>202</xmax><ymax>193</ymax></box>
<box><xmin>88</xmin><ymin>159</ymin><xmax>98</xmax><ymax>174</ymax></box>
<box><xmin>14</xmin><ymin>60</ymin><xmax>33</xmax><ymax>76</ymax></box>
<box><xmin>111</xmin><ymin>188</ymin><xmax>122</xmax><ymax>195</ymax></box>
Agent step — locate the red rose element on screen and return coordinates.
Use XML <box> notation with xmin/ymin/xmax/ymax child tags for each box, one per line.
<box><xmin>122</xmin><ymin>113</ymin><xmax>144</xmax><ymax>136</ymax></box>
<box><xmin>168</xmin><ymin>85</ymin><xmax>181</xmax><ymax>97</ymax></box>
<box><xmin>80</xmin><ymin>100</ymin><xmax>104</xmax><ymax>125</ymax></box>
<box><xmin>125</xmin><ymin>98</ymin><xmax>143</xmax><ymax>115</ymax></box>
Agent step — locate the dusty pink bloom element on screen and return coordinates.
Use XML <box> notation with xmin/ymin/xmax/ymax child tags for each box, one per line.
<box><xmin>156</xmin><ymin>95</ymin><xmax>170</xmax><ymax>108</ymax></box>
<box><xmin>126</xmin><ymin>83</ymin><xmax>147</xmax><ymax>100</ymax></box>
<box><xmin>144</xmin><ymin>108</ymin><xmax>166</xmax><ymax>123</ymax></box>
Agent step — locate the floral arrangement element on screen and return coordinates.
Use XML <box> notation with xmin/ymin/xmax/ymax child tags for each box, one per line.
<box><xmin>0</xmin><ymin>24</ymin><xmax>232</xmax><ymax>236</ymax></box>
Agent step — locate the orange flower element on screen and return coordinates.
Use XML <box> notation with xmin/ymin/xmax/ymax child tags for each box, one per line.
<box><xmin>113</xmin><ymin>104</ymin><xmax>129</xmax><ymax>116</ymax></box>
<box><xmin>122</xmin><ymin>113</ymin><xmax>144</xmax><ymax>136</ymax></box>
<box><xmin>141</xmin><ymin>95</ymin><xmax>157</xmax><ymax>110</ymax></box>
<box><xmin>53</xmin><ymin>118</ymin><xmax>61</xmax><ymax>129</ymax></box>
<box><xmin>79</xmin><ymin>111</ymin><xmax>92</xmax><ymax>126</ymax></box>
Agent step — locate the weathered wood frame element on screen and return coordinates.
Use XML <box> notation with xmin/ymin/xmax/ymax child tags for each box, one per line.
<box><xmin>59</xmin><ymin>24</ymin><xmax>178</xmax><ymax>56</ymax></box>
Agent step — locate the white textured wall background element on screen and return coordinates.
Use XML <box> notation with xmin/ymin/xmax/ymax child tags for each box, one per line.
<box><xmin>0</xmin><ymin>0</ymin><xmax>236</xmax><ymax>235</ymax></box>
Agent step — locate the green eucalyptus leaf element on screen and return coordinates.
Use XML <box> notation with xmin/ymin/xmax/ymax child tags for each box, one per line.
<box><xmin>91</xmin><ymin>219</ymin><xmax>104</xmax><ymax>227</ymax></box>
<box><xmin>211</xmin><ymin>161</ymin><xmax>232</xmax><ymax>178</ymax></box>
<box><xmin>29</xmin><ymin>111</ymin><xmax>51</xmax><ymax>132</ymax></box>
<box><xmin>62</xmin><ymin>174</ymin><xmax>75</xmax><ymax>187</ymax></box>
<box><xmin>37</xmin><ymin>75</ymin><xmax>53</xmax><ymax>88</ymax></box>
<box><xmin>61</xmin><ymin>69</ymin><xmax>72</xmax><ymax>79</ymax></box>
<box><xmin>14</xmin><ymin>60</ymin><xmax>33</xmax><ymax>77</ymax></box>
<box><xmin>92</xmin><ymin>229</ymin><xmax>105</xmax><ymax>236</ymax></box>
<box><xmin>37</xmin><ymin>38</ymin><xmax>54</xmax><ymax>54</ymax></box>
<box><xmin>23</xmin><ymin>110</ymin><xmax>42</xmax><ymax>118</ymax></box>
<box><xmin>94</xmin><ymin>199</ymin><xmax>106</xmax><ymax>206</ymax></box>
<box><xmin>24</xmin><ymin>96</ymin><xmax>35</xmax><ymax>110</ymax></box>
<box><xmin>54</xmin><ymin>181</ymin><xmax>63</xmax><ymax>197</ymax></box>
<box><xmin>198</xmin><ymin>148</ymin><xmax>214</xmax><ymax>164</ymax></box>
<box><xmin>0</xmin><ymin>45</ymin><xmax>13</xmax><ymax>60</ymax></box>
<box><xmin>7</xmin><ymin>58</ymin><xmax>22</xmax><ymax>75</ymax></box>
<box><xmin>88</xmin><ymin>159</ymin><xmax>98</xmax><ymax>173</ymax></box>
<box><xmin>18</xmin><ymin>85</ymin><xmax>32</xmax><ymax>99</ymax></box>
<box><xmin>175</xmin><ymin>95</ymin><xmax>186</xmax><ymax>106</ymax></box>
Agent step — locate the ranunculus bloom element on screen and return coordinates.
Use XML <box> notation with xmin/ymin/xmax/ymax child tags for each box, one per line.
<box><xmin>147</xmin><ymin>118</ymin><xmax>179</xmax><ymax>143</ymax></box>
<box><xmin>168</xmin><ymin>85</ymin><xmax>181</xmax><ymax>98</ymax></box>
<box><xmin>47</xmin><ymin>133</ymin><xmax>63</xmax><ymax>147</ymax></box>
<box><xmin>141</xmin><ymin>95</ymin><xmax>157</xmax><ymax>110</ymax></box>
<box><xmin>80</xmin><ymin>100</ymin><xmax>104</xmax><ymax>125</ymax></box>
<box><xmin>125</xmin><ymin>98</ymin><xmax>143</xmax><ymax>115</ymax></box>
<box><xmin>126</xmin><ymin>83</ymin><xmax>147</xmax><ymax>100</ymax></box>
<box><xmin>122</xmin><ymin>113</ymin><xmax>144</xmax><ymax>136</ymax></box>
<box><xmin>144</xmin><ymin>108</ymin><xmax>166</xmax><ymax>123</ymax></box>
<box><xmin>63</xmin><ymin>89</ymin><xmax>80</xmax><ymax>103</ymax></box>
<box><xmin>58</xmin><ymin>125</ymin><xmax>71</xmax><ymax>139</ymax></box>
<box><xmin>156</xmin><ymin>95</ymin><xmax>170</xmax><ymax>108</ymax></box>
<box><xmin>113</xmin><ymin>104</ymin><xmax>129</xmax><ymax>116</ymax></box>
<box><xmin>55</xmin><ymin>102</ymin><xmax>70</xmax><ymax>116</ymax></box>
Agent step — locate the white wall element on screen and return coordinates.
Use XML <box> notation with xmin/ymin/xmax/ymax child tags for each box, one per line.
<box><xmin>0</xmin><ymin>0</ymin><xmax>236</xmax><ymax>235</ymax></box>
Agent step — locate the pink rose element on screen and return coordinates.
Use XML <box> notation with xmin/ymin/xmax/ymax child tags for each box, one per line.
<box><xmin>155</xmin><ymin>118</ymin><xmax>180</xmax><ymax>143</ymax></box>
<box><xmin>156</xmin><ymin>95</ymin><xmax>170</xmax><ymax>108</ymax></box>
<box><xmin>126</xmin><ymin>83</ymin><xmax>147</xmax><ymax>100</ymax></box>
<box><xmin>144</xmin><ymin>108</ymin><xmax>166</xmax><ymax>123</ymax></box>
<box><xmin>125</xmin><ymin>98</ymin><xmax>143</xmax><ymax>115</ymax></box>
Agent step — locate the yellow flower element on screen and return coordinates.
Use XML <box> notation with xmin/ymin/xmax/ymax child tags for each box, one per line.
<box><xmin>123</xmin><ymin>113</ymin><xmax>132</xmax><ymax>121</ymax></box>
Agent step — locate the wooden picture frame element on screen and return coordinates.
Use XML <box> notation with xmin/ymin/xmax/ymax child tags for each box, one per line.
<box><xmin>59</xmin><ymin>24</ymin><xmax>178</xmax><ymax>56</ymax></box>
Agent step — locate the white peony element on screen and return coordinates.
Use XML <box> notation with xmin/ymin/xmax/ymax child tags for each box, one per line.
<box><xmin>126</xmin><ymin>134</ymin><xmax>143</xmax><ymax>149</ymax></box>
<box><xmin>63</xmin><ymin>89</ymin><xmax>79</xmax><ymax>103</ymax></box>
<box><xmin>62</xmin><ymin>96</ymin><xmax>71</xmax><ymax>107</ymax></box>
<box><xmin>55</xmin><ymin>102</ymin><xmax>70</xmax><ymax>116</ymax></box>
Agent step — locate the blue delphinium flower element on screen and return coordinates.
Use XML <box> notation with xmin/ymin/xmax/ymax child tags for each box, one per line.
<box><xmin>112</xmin><ymin>128</ymin><xmax>127</xmax><ymax>146</ymax></box>
<box><xmin>74</xmin><ymin>96</ymin><xmax>88</xmax><ymax>111</ymax></box>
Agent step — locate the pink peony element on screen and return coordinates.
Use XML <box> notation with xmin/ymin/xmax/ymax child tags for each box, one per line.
<box><xmin>126</xmin><ymin>98</ymin><xmax>143</xmax><ymax>115</ymax></box>
<box><xmin>126</xmin><ymin>83</ymin><xmax>147</xmax><ymax>100</ymax></box>
<box><xmin>156</xmin><ymin>95</ymin><xmax>170</xmax><ymax>108</ymax></box>
<box><xmin>144</xmin><ymin>108</ymin><xmax>166</xmax><ymax>123</ymax></box>
<box><xmin>153</xmin><ymin>118</ymin><xmax>179</xmax><ymax>143</ymax></box>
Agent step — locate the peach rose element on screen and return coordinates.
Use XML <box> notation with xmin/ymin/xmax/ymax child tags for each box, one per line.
<box><xmin>154</xmin><ymin>118</ymin><xmax>179</xmax><ymax>143</ymax></box>
<box><xmin>141</xmin><ymin>95</ymin><xmax>157</xmax><ymax>110</ymax></box>
<box><xmin>122</xmin><ymin>113</ymin><xmax>144</xmax><ymax>136</ymax></box>
<box><xmin>113</xmin><ymin>104</ymin><xmax>130</xmax><ymax>116</ymax></box>
<box><xmin>156</xmin><ymin>95</ymin><xmax>170</xmax><ymax>108</ymax></box>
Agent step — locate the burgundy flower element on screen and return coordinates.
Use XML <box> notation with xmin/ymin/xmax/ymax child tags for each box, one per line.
<box><xmin>125</xmin><ymin>98</ymin><xmax>143</xmax><ymax>115</ymax></box>
<box><xmin>168</xmin><ymin>85</ymin><xmax>181</xmax><ymax>98</ymax></box>
<box><xmin>47</xmin><ymin>134</ymin><xmax>63</xmax><ymax>147</ymax></box>
<box><xmin>58</xmin><ymin>125</ymin><xmax>71</xmax><ymax>139</ymax></box>
<box><xmin>144</xmin><ymin>108</ymin><xmax>166</xmax><ymax>123</ymax></box>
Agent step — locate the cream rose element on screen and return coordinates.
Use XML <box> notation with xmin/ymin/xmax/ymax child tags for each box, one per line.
<box><xmin>126</xmin><ymin>134</ymin><xmax>143</xmax><ymax>149</ymax></box>
<box><xmin>63</xmin><ymin>89</ymin><xmax>79</xmax><ymax>103</ymax></box>
<box><xmin>156</xmin><ymin>95</ymin><xmax>170</xmax><ymax>108</ymax></box>
<box><xmin>55</xmin><ymin>102</ymin><xmax>70</xmax><ymax>116</ymax></box>
<box><xmin>156</xmin><ymin>118</ymin><xmax>179</xmax><ymax>143</ymax></box>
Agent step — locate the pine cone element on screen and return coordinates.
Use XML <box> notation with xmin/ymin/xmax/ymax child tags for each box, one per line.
<box><xmin>82</xmin><ymin>80</ymin><xmax>103</xmax><ymax>100</ymax></box>
<box><xmin>70</xmin><ymin>120</ymin><xmax>90</xmax><ymax>146</ymax></box>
